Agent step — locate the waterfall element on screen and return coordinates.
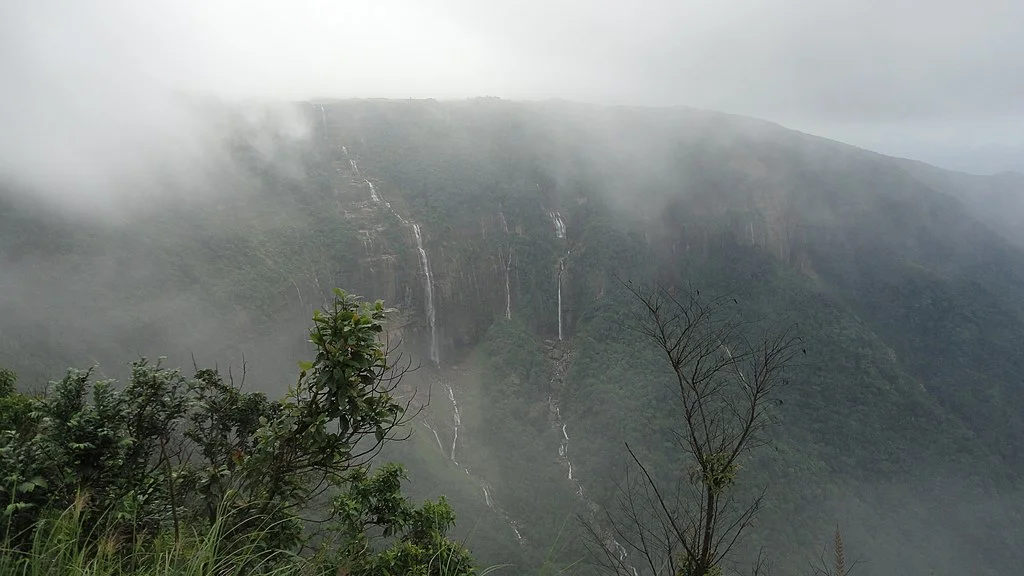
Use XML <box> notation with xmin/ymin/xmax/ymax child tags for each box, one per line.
<box><xmin>557</xmin><ymin>259</ymin><xmax>564</xmax><ymax>341</ymax></box>
<box><xmin>562</xmin><ymin>423</ymin><xmax>572</xmax><ymax>478</ymax></box>
<box><xmin>549</xmin><ymin>211</ymin><xmax>567</xmax><ymax>340</ymax></box>
<box><xmin>499</xmin><ymin>211</ymin><xmax>508</xmax><ymax>234</ymax></box>
<box><xmin>446</xmin><ymin>384</ymin><xmax>461</xmax><ymax>462</ymax></box>
<box><xmin>431</xmin><ymin>377</ymin><xmax>525</xmax><ymax>545</ymax></box>
<box><xmin>422</xmin><ymin>421</ymin><xmax>444</xmax><ymax>453</ymax></box>
<box><xmin>341</xmin><ymin>145</ymin><xmax>360</xmax><ymax>175</ymax></box>
<box><xmin>557</xmin><ymin>266</ymin><xmax>565</xmax><ymax>338</ymax></box>
<box><xmin>375</xmin><ymin>188</ymin><xmax>408</xmax><ymax>225</ymax></box>
<box><xmin>549</xmin><ymin>212</ymin><xmax>566</xmax><ymax>238</ymax></box>
<box><xmin>548</xmin><ymin>385</ymin><xmax>634</xmax><ymax>569</ymax></box>
<box><xmin>364</xmin><ymin>179</ymin><xmax>380</xmax><ymax>203</ymax></box>
<box><xmin>552</xmin><ymin>398</ymin><xmax>576</xmax><ymax>490</ymax></box>
<box><xmin>505</xmin><ymin>265</ymin><xmax>512</xmax><ymax>320</ymax></box>
<box><xmin>319</xmin><ymin>104</ymin><xmax>327</xmax><ymax>132</ymax></box>
<box><xmin>413</xmin><ymin>224</ymin><xmax>439</xmax><ymax>366</ymax></box>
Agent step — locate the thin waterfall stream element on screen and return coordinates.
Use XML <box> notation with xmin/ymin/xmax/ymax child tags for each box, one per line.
<box><xmin>426</xmin><ymin>375</ymin><xmax>525</xmax><ymax>545</ymax></box>
<box><xmin>413</xmin><ymin>224</ymin><xmax>439</xmax><ymax>367</ymax></box>
<box><xmin>364</xmin><ymin>179</ymin><xmax>380</xmax><ymax>203</ymax></box>
<box><xmin>550</xmin><ymin>345</ymin><xmax>637</xmax><ymax>574</ymax></box>
<box><xmin>550</xmin><ymin>211</ymin><xmax>569</xmax><ymax>340</ymax></box>
<box><xmin>557</xmin><ymin>257</ymin><xmax>565</xmax><ymax>341</ymax></box>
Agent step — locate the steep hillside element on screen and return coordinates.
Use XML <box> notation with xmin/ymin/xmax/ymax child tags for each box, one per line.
<box><xmin>898</xmin><ymin>158</ymin><xmax>1024</xmax><ymax>248</ymax></box>
<box><xmin>2</xmin><ymin>99</ymin><xmax>1023</xmax><ymax>574</ymax></box>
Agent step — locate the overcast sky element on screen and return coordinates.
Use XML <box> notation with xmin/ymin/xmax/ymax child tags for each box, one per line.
<box><xmin>2</xmin><ymin>0</ymin><xmax>1024</xmax><ymax>175</ymax></box>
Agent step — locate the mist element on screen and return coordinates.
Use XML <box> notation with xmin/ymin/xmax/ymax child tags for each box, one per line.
<box><xmin>3</xmin><ymin>2</ymin><xmax>1024</xmax><ymax>575</ymax></box>
<box><xmin>4</xmin><ymin>0</ymin><xmax>1024</xmax><ymax>190</ymax></box>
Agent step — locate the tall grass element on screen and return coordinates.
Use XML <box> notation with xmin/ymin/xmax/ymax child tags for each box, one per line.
<box><xmin>0</xmin><ymin>499</ymin><xmax>329</xmax><ymax>576</ymax></box>
<box><xmin>0</xmin><ymin>498</ymin><xmax>509</xmax><ymax>576</ymax></box>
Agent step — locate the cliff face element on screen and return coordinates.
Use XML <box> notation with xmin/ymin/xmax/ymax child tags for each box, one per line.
<box><xmin>310</xmin><ymin>101</ymin><xmax>1024</xmax><ymax>573</ymax></box>
<box><xmin>3</xmin><ymin>99</ymin><xmax>1024</xmax><ymax>574</ymax></box>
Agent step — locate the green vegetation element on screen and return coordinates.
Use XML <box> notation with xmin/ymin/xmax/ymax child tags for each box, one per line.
<box><xmin>3</xmin><ymin>98</ymin><xmax>1024</xmax><ymax>574</ymax></box>
<box><xmin>0</xmin><ymin>290</ymin><xmax>479</xmax><ymax>575</ymax></box>
<box><xmin>593</xmin><ymin>284</ymin><xmax>799</xmax><ymax>576</ymax></box>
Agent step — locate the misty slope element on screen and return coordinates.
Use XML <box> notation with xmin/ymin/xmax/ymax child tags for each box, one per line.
<box><xmin>2</xmin><ymin>99</ymin><xmax>1024</xmax><ymax>574</ymax></box>
<box><xmin>897</xmin><ymin>158</ymin><xmax>1024</xmax><ymax>248</ymax></box>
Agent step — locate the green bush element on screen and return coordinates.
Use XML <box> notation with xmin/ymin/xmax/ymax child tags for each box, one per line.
<box><xmin>0</xmin><ymin>290</ymin><xmax>480</xmax><ymax>576</ymax></box>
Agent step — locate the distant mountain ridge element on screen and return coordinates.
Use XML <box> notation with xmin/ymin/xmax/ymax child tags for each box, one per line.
<box><xmin>2</xmin><ymin>98</ymin><xmax>1022</xmax><ymax>574</ymax></box>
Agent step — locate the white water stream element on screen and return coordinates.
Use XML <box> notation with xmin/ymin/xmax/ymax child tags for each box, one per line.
<box><xmin>346</xmin><ymin>157</ymin><xmax>433</xmax><ymax>367</ymax></box>
<box><xmin>422</xmin><ymin>422</ymin><xmax>444</xmax><ymax>452</ymax></box>
<box><xmin>446</xmin><ymin>383</ymin><xmax>461</xmax><ymax>462</ymax></box>
<box><xmin>424</xmin><ymin>377</ymin><xmax>524</xmax><ymax>544</ymax></box>
<box><xmin>551</xmin><ymin>375</ymin><xmax>637</xmax><ymax>572</ymax></box>
<box><xmin>549</xmin><ymin>212</ymin><xmax>569</xmax><ymax>340</ymax></box>
<box><xmin>339</xmin><ymin>151</ymin><xmax>525</xmax><ymax>546</ymax></box>
<box><xmin>364</xmin><ymin>179</ymin><xmax>380</xmax><ymax>203</ymax></box>
<box><xmin>557</xmin><ymin>258</ymin><xmax>565</xmax><ymax>340</ymax></box>
<box><xmin>505</xmin><ymin>263</ymin><xmax>512</xmax><ymax>320</ymax></box>
<box><xmin>549</xmin><ymin>211</ymin><xmax>566</xmax><ymax>238</ymax></box>
<box><xmin>413</xmin><ymin>224</ymin><xmax>439</xmax><ymax>367</ymax></box>
<box><xmin>341</xmin><ymin>145</ymin><xmax>360</xmax><ymax>175</ymax></box>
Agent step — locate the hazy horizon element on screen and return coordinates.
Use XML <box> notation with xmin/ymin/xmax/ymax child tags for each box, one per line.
<box><xmin>3</xmin><ymin>0</ymin><xmax>1024</xmax><ymax>183</ymax></box>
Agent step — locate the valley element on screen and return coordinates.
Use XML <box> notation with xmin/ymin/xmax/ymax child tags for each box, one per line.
<box><xmin>3</xmin><ymin>98</ymin><xmax>1024</xmax><ymax>574</ymax></box>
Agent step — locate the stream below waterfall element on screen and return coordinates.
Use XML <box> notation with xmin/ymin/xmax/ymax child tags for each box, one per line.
<box><xmin>549</xmin><ymin>351</ymin><xmax>638</xmax><ymax>574</ymax></box>
<box><xmin>427</xmin><ymin>374</ymin><xmax>525</xmax><ymax>544</ymax></box>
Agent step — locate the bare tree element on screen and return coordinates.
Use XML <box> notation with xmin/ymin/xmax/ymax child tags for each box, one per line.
<box><xmin>592</xmin><ymin>283</ymin><xmax>799</xmax><ymax>576</ymax></box>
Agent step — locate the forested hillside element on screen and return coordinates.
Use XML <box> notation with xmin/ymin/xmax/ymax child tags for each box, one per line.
<box><xmin>2</xmin><ymin>99</ymin><xmax>1023</xmax><ymax>575</ymax></box>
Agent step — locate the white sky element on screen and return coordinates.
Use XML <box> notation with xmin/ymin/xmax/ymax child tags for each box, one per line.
<box><xmin>2</xmin><ymin>0</ymin><xmax>1024</xmax><ymax>176</ymax></box>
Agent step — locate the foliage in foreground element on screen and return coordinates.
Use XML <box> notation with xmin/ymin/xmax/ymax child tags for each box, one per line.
<box><xmin>0</xmin><ymin>289</ymin><xmax>478</xmax><ymax>575</ymax></box>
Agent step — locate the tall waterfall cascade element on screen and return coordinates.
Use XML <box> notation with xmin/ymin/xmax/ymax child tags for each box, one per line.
<box><xmin>549</xmin><ymin>211</ymin><xmax>569</xmax><ymax>340</ymax></box>
<box><xmin>413</xmin><ymin>224</ymin><xmax>439</xmax><ymax>367</ymax></box>
<box><xmin>334</xmin><ymin>150</ymin><xmax>528</xmax><ymax>546</ymax></box>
